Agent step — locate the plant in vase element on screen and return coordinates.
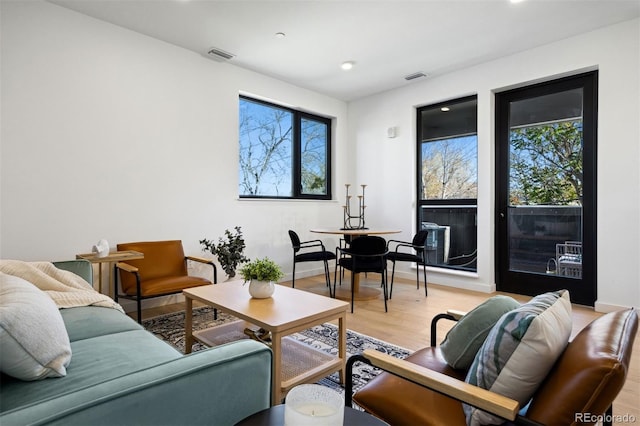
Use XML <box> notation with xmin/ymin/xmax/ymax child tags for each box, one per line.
<box><xmin>199</xmin><ymin>226</ymin><xmax>249</xmax><ymax>278</ymax></box>
<box><xmin>239</xmin><ymin>257</ymin><xmax>284</xmax><ymax>298</ymax></box>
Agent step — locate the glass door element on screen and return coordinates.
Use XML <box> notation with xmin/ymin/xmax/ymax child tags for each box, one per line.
<box><xmin>496</xmin><ymin>72</ymin><xmax>597</xmax><ymax>306</ymax></box>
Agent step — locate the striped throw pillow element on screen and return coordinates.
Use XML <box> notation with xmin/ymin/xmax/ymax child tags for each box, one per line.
<box><xmin>464</xmin><ymin>290</ymin><xmax>572</xmax><ymax>426</ymax></box>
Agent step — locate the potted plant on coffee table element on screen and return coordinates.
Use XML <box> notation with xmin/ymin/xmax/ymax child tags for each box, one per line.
<box><xmin>239</xmin><ymin>257</ymin><xmax>284</xmax><ymax>299</ymax></box>
<box><xmin>200</xmin><ymin>226</ymin><xmax>249</xmax><ymax>278</ymax></box>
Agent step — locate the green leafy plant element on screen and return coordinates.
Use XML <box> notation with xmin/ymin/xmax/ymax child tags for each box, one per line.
<box><xmin>199</xmin><ymin>226</ymin><xmax>249</xmax><ymax>278</ymax></box>
<box><xmin>239</xmin><ymin>257</ymin><xmax>284</xmax><ymax>283</ymax></box>
<box><xmin>510</xmin><ymin>122</ymin><xmax>583</xmax><ymax>206</ymax></box>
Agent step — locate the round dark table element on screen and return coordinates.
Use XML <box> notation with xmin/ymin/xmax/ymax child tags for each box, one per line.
<box><xmin>235</xmin><ymin>404</ymin><xmax>388</xmax><ymax>425</ymax></box>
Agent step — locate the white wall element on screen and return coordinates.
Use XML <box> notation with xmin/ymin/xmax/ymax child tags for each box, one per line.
<box><xmin>0</xmin><ymin>1</ymin><xmax>348</xmax><ymax>293</ymax></box>
<box><xmin>348</xmin><ymin>18</ymin><xmax>640</xmax><ymax>311</ymax></box>
<box><xmin>2</xmin><ymin>1</ymin><xmax>638</xmax><ymax>312</ymax></box>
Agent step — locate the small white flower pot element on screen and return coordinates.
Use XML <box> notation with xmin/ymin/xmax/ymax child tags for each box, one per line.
<box><xmin>248</xmin><ymin>280</ymin><xmax>275</xmax><ymax>298</ymax></box>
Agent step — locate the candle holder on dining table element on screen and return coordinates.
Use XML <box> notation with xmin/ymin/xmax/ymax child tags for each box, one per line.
<box><xmin>342</xmin><ymin>184</ymin><xmax>367</xmax><ymax>230</ymax></box>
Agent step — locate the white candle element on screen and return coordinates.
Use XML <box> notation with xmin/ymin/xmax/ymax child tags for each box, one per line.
<box><xmin>284</xmin><ymin>384</ymin><xmax>344</xmax><ymax>426</ymax></box>
<box><xmin>294</xmin><ymin>403</ymin><xmax>337</xmax><ymax>417</ymax></box>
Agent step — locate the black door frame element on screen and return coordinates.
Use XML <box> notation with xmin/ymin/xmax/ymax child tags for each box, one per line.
<box><xmin>495</xmin><ymin>71</ymin><xmax>597</xmax><ymax>306</ymax></box>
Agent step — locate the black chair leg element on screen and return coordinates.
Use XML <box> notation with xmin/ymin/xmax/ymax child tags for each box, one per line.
<box><xmin>323</xmin><ymin>260</ymin><xmax>332</xmax><ymax>297</ymax></box>
<box><xmin>389</xmin><ymin>261</ymin><xmax>396</xmax><ymax>299</ymax></box>
<box><xmin>350</xmin><ymin>273</ymin><xmax>355</xmax><ymax>313</ymax></box>
<box><xmin>423</xmin><ymin>263</ymin><xmax>428</xmax><ymax>297</ymax></box>
<box><xmin>113</xmin><ymin>265</ymin><xmax>119</xmax><ymax>304</ymax></box>
<box><xmin>382</xmin><ymin>271</ymin><xmax>388</xmax><ymax>312</ymax></box>
<box><xmin>334</xmin><ymin>248</ymin><xmax>342</xmax><ymax>287</ymax></box>
<box><xmin>136</xmin><ymin>297</ymin><xmax>142</xmax><ymax>324</ymax></box>
<box><xmin>326</xmin><ymin>260</ymin><xmax>331</xmax><ymax>289</ymax></box>
<box><xmin>336</xmin><ymin>260</ymin><xmax>345</xmax><ymax>301</ymax></box>
<box><xmin>292</xmin><ymin>261</ymin><xmax>296</xmax><ymax>288</ymax></box>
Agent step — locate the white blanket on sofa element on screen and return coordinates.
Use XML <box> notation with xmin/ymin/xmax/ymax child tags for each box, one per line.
<box><xmin>0</xmin><ymin>260</ymin><xmax>123</xmax><ymax>313</ymax></box>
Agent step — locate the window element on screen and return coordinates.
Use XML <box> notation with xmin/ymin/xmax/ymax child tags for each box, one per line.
<box><xmin>417</xmin><ymin>96</ymin><xmax>478</xmax><ymax>272</ymax></box>
<box><xmin>239</xmin><ymin>96</ymin><xmax>331</xmax><ymax>199</ymax></box>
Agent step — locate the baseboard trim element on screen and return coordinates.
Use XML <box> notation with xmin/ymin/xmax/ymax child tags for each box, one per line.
<box><xmin>594</xmin><ymin>300</ymin><xmax>638</xmax><ymax>313</ymax></box>
<box><xmin>387</xmin><ymin>268</ymin><xmax>493</xmax><ymax>293</ymax></box>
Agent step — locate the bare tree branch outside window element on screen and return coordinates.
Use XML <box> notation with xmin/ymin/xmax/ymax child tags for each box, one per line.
<box><xmin>239</xmin><ymin>100</ymin><xmax>293</xmax><ymax>196</ymax></box>
<box><xmin>239</xmin><ymin>97</ymin><xmax>330</xmax><ymax>199</ymax></box>
<box><xmin>301</xmin><ymin>118</ymin><xmax>328</xmax><ymax>195</ymax></box>
<box><xmin>421</xmin><ymin>136</ymin><xmax>478</xmax><ymax>200</ymax></box>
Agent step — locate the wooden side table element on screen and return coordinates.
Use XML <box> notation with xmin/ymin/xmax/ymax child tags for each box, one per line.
<box><xmin>76</xmin><ymin>250</ymin><xmax>144</xmax><ymax>297</ymax></box>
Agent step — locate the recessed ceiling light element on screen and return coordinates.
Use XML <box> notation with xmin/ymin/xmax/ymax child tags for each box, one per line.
<box><xmin>275</xmin><ymin>32</ymin><xmax>286</xmax><ymax>38</ymax></box>
<box><xmin>341</xmin><ymin>61</ymin><xmax>355</xmax><ymax>71</ymax></box>
<box><xmin>441</xmin><ymin>107</ymin><xmax>450</xmax><ymax>112</ymax></box>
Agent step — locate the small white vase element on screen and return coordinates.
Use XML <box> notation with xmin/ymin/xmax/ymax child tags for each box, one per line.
<box><xmin>92</xmin><ymin>239</ymin><xmax>110</xmax><ymax>258</ymax></box>
<box><xmin>248</xmin><ymin>280</ymin><xmax>275</xmax><ymax>298</ymax></box>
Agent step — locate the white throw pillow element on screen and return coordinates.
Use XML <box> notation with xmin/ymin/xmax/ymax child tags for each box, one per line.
<box><xmin>464</xmin><ymin>290</ymin><xmax>572</xmax><ymax>426</ymax></box>
<box><xmin>0</xmin><ymin>273</ymin><xmax>72</xmax><ymax>380</ymax></box>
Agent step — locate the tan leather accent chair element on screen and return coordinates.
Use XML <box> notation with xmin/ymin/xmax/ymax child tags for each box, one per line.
<box><xmin>115</xmin><ymin>240</ymin><xmax>217</xmax><ymax>323</ymax></box>
<box><xmin>347</xmin><ymin>308</ymin><xmax>638</xmax><ymax>426</ymax></box>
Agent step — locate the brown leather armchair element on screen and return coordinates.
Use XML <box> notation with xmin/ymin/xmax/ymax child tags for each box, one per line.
<box><xmin>347</xmin><ymin>308</ymin><xmax>638</xmax><ymax>426</ymax></box>
<box><xmin>115</xmin><ymin>240</ymin><xmax>217</xmax><ymax>323</ymax></box>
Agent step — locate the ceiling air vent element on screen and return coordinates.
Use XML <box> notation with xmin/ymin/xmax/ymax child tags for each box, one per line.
<box><xmin>206</xmin><ymin>47</ymin><xmax>235</xmax><ymax>61</ymax></box>
<box><xmin>404</xmin><ymin>72</ymin><xmax>427</xmax><ymax>81</ymax></box>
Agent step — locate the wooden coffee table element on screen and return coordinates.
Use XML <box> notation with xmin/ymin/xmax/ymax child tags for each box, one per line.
<box><xmin>183</xmin><ymin>282</ymin><xmax>349</xmax><ymax>405</ymax></box>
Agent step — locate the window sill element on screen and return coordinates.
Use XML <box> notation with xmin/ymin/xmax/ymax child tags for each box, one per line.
<box><xmin>419</xmin><ymin>264</ymin><xmax>479</xmax><ymax>279</ymax></box>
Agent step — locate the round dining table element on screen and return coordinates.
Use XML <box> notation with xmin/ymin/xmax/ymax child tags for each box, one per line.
<box><xmin>310</xmin><ymin>228</ymin><xmax>401</xmax><ymax>301</ymax></box>
<box><xmin>310</xmin><ymin>228</ymin><xmax>402</xmax><ymax>237</ymax></box>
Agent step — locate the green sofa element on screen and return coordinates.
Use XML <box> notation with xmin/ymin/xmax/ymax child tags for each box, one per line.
<box><xmin>0</xmin><ymin>260</ymin><xmax>272</xmax><ymax>425</ymax></box>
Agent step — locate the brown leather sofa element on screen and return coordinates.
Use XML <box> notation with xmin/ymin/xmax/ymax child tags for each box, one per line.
<box><xmin>348</xmin><ymin>308</ymin><xmax>638</xmax><ymax>426</ymax></box>
<box><xmin>115</xmin><ymin>240</ymin><xmax>217</xmax><ymax>323</ymax></box>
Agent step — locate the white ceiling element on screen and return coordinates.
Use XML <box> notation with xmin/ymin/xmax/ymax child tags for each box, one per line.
<box><xmin>48</xmin><ymin>0</ymin><xmax>640</xmax><ymax>101</ymax></box>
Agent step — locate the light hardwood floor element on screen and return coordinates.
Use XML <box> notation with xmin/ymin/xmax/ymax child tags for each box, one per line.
<box><xmin>138</xmin><ymin>274</ymin><xmax>639</xmax><ymax>421</ymax></box>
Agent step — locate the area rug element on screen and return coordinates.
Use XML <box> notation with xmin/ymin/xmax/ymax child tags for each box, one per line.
<box><xmin>142</xmin><ymin>306</ymin><xmax>411</xmax><ymax>396</ymax></box>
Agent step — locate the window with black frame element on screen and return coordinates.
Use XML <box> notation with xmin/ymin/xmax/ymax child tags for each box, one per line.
<box><xmin>239</xmin><ymin>96</ymin><xmax>331</xmax><ymax>199</ymax></box>
<box><xmin>417</xmin><ymin>96</ymin><xmax>478</xmax><ymax>272</ymax></box>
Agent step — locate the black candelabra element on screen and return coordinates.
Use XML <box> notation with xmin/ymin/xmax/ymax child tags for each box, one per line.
<box><xmin>342</xmin><ymin>184</ymin><xmax>367</xmax><ymax>230</ymax></box>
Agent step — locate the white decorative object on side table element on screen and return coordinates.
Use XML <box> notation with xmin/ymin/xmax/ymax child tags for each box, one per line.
<box><xmin>92</xmin><ymin>239</ymin><xmax>110</xmax><ymax>258</ymax></box>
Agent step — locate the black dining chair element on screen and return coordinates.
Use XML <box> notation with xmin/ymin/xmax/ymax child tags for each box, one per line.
<box><xmin>335</xmin><ymin>234</ymin><xmax>354</xmax><ymax>284</ymax></box>
<box><xmin>288</xmin><ymin>230</ymin><xmax>336</xmax><ymax>296</ymax></box>
<box><xmin>336</xmin><ymin>235</ymin><xmax>389</xmax><ymax>313</ymax></box>
<box><xmin>385</xmin><ymin>230</ymin><xmax>429</xmax><ymax>298</ymax></box>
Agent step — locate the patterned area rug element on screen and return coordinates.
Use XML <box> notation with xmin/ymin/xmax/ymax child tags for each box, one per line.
<box><xmin>142</xmin><ymin>306</ymin><xmax>411</xmax><ymax>396</ymax></box>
